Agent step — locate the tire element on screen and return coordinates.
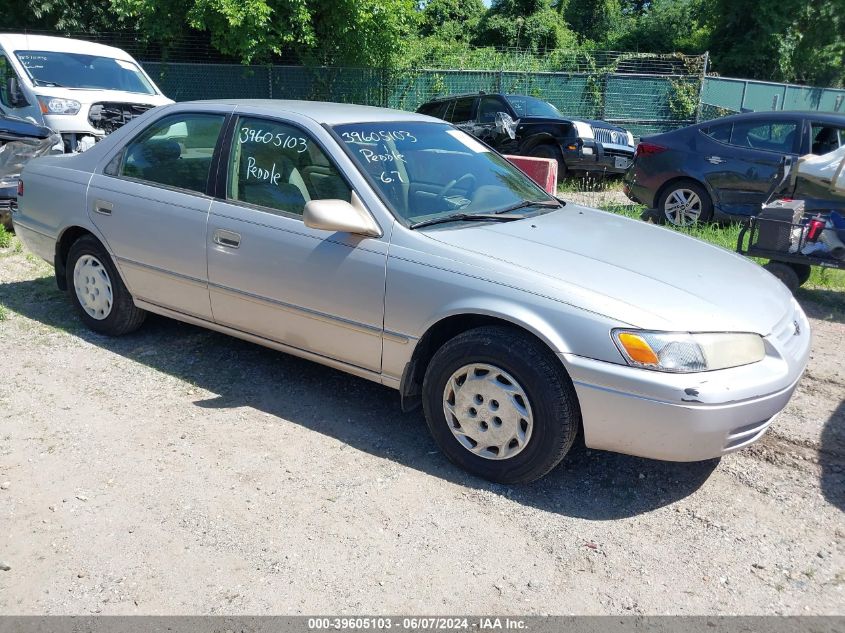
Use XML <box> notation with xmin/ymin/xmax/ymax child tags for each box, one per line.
<box><xmin>789</xmin><ymin>263</ymin><xmax>812</xmax><ymax>286</ymax></box>
<box><xmin>528</xmin><ymin>143</ymin><xmax>567</xmax><ymax>181</ymax></box>
<box><xmin>66</xmin><ymin>234</ymin><xmax>146</xmax><ymax>335</ymax></box>
<box><xmin>657</xmin><ymin>179</ymin><xmax>713</xmax><ymax>226</ymax></box>
<box><xmin>422</xmin><ymin>325</ymin><xmax>581</xmax><ymax>484</ymax></box>
<box><xmin>764</xmin><ymin>261</ymin><xmax>800</xmax><ymax>294</ymax></box>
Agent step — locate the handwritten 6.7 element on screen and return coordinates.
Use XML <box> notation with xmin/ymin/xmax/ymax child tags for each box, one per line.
<box><xmin>379</xmin><ymin>171</ymin><xmax>405</xmax><ymax>184</ymax></box>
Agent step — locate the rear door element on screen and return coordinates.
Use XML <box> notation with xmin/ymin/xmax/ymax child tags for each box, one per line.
<box><xmin>87</xmin><ymin>107</ymin><xmax>228</xmax><ymax>319</ymax></box>
<box><xmin>445</xmin><ymin>97</ymin><xmax>477</xmax><ymax>134</ymax></box>
<box><xmin>699</xmin><ymin>117</ymin><xmax>800</xmax><ymax>217</ymax></box>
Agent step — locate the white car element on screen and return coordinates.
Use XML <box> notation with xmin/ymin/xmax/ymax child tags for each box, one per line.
<box><xmin>0</xmin><ymin>34</ymin><xmax>172</xmax><ymax>152</ymax></box>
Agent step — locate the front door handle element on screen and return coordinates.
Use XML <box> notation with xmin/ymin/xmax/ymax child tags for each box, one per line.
<box><xmin>94</xmin><ymin>199</ymin><xmax>113</xmax><ymax>215</ymax></box>
<box><xmin>213</xmin><ymin>229</ymin><xmax>241</xmax><ymax>249</ymax></box>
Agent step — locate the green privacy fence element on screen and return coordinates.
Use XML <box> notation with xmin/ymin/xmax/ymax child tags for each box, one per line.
<box><xmin>700</xmin><ymin>77</ymin><xmax>845</xmax><ymax>120</ymax></box>
<box><xmin>140</xmin><ymin>61</ymin><xmax>703</xmax><ymax>138</ymax></box>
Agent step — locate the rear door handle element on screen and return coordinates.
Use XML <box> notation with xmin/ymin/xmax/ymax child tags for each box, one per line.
<box><xmin>213</xmin><ymin>229</ymin><xmax>241</xmax><ymax>249</ymax></box>
<box><xmin>94</xmin><ymin>199</ymin><xmax>113</xmax><ymax>215</ymax></box>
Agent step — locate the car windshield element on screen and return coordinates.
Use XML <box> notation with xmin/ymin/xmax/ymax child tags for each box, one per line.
<box><xmin>333</xmin><ymin>121</ymin><xmax>557</xmax><ymax>226</ymax></box>
<box><xmin>14</xmin><ymin>50</ymin><xmax>157</xmax><ymax>95</ymax></box>
<box><xmin>505</xmin><ymin>95</ymin><xmax>562</xmax><ymax>119</ymax></box>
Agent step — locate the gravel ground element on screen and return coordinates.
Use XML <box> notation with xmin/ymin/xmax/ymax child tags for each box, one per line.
<box><xmin>0</xmin><ymin>234</ymin><xmax>843</xmax><ymax>615</ymax></box>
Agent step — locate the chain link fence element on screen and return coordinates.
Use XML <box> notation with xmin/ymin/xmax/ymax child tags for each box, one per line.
<box><xmin>140</xmin><ymin>59</ymin><xmax>707</xmax><ymax>138</ymax></box>
<box><xmin>700</xmin><ymin>77</ymin><xmax>845</xmax><ymax>121</ymax></box>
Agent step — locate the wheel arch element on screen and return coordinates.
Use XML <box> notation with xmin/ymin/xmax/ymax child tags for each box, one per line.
<box><xmin>54</xmin><ymin>226</ymin><xmax>99</xmax><ymax>291</ymax></box>
<box><xmin>398</xmin><ymin>309</ymin><xmax>568</xmax><ymax>412</ymax></box>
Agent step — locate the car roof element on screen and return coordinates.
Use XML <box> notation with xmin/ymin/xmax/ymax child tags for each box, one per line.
<box><xmin>186</xmin><ymin>99</ymin><xmax>439</xmax><ymax>125</ymax></box>
<box><xmin>699</xmin><ymin>110</ymin><xmax>845</xmax><ymax>126</ymax></box>
<box><xmin>0</xmin><ymin>33</ymin><xmax>137</xmax><ymax>60</ymax></box>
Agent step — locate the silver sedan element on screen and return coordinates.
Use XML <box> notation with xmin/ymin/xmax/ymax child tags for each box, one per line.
<box><xmin>12</xmin><ymin>100</ymin><xmax>811</xmax><ymax>483</ymax></box>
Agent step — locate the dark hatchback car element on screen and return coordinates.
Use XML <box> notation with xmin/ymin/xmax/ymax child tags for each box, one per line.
<box><xmin>625</xmin><ymin>110</ymin><xmax>845</xmax><ymax>226</ymax></box>
<box><xmin>417</xmin><ymin>93</ymin><xmax>635</xmax><ymax>178</ymax></box>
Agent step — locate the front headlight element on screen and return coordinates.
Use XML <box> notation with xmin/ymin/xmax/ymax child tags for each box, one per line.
<box><xmin>37</xmin><ymin>96</ymin><xmax>81</xmax><ymax>115</ymax></box>
<box><xmin>612</xmin><ymin>330</ymin><xmax>765</xmax><ymax>373</ymax></box>
<box><xmin>626</xmin><ymin>131</ymin><xmax>635</xmax><ymax>147</ymax></box>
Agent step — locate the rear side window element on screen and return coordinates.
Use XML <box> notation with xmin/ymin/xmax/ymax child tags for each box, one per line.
<box><xmin>120</xmin><ymin>113</ymin><xmax>225</xmax><ymax>193</ymax></box>
<box><xmin>447</xmin><ymin>97</ymin><xmax>475</xmax><ymax>124</ymax></box>
<box><xmin>702</xmin><ymin>123</ymin><xmax>731</xmax><ymax>144</ymax></box>
<box><xmin>729</xmin><ymin>120</ymin><xmax>798</xmax><ymax>153</ymax></box>
<box><xmin>227</xmin><ymin>117</ymin><xmax>350</xmax><ymax>217</ymax></box>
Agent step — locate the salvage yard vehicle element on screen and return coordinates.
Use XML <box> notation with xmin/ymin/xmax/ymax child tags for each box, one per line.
<box><xmin>417</xmin><ymin>93</ymin><xmax>635</xmax><ymax>179</ymax></box>
<box><xmin>0</xmin><ymin>33</ymin><xmax>172</xmax><ymax>153</ymax></box>
<box><xmin>0</xmin><ymin>107</ymin><xmax>61</xmax><ymax>229</ymax></box>
<box><xmin>624</xmin><ymin>110</ymin><xmax>845</xmax><ymax>226</ymax></box>
<box><xmin>13</xmin><ymin>100</ymin><xmax>811</xmax><ymax>483</ymax></box>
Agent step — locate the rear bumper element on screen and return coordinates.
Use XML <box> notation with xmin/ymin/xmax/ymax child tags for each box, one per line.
<box><xmin>560</xmin><ymin>306</ymin><xmax>811</xmax><ymax>461</ymax></box>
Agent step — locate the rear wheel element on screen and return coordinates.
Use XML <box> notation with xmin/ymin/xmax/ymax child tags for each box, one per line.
<box><xmin>528</xmin><ymin>143</ymin><xmax>567</xmax><ymax>181</ymax></box>
<box><xmin>66</xmin><ymin>235</ymin><xmax>146</xmax><ymax>335</ymax></box>
<box><xmin>658</xmin><ymin>180</ymin><xmax>713</xmax><ymax>226</ymax></box>
<box><xmin>422</xmin><ymin>326</ymin><xmax>580</xmax><ymax>484</ymax></box>
<box><xmin>764</xmin><ymin>261</ymin><xmax>801</xmax><ymax>294</ymax></box>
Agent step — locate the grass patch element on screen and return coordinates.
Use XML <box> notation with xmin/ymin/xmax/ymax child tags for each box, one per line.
<box><xmin>0</xmin><ymin>305</ymin><xmax>7</xmax><ymax>321</ymax></box>
<box><xmin>558</xmin><ymin>173</ymin><xmax>624</xmax><ymax>194</ymax></box>
<box><xmin>0</xmin><ymin>225</ymin><xmax>12</xmax><ymax>249</ymax></box>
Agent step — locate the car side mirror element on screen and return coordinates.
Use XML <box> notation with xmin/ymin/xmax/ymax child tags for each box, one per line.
<box><xmin>6</xmin><ymin>77</ymin><xmax>28</xmax><ymax>108</ymax></box>
<box><xmin>304</xmin><ymin>191</ymin><xmax>381</xmax><ymax>237</ymax></box>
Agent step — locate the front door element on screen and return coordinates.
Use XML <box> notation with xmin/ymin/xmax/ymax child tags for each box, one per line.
<box><xmin>87</xmin><ymin>110</ymin><xmax>227</xmax><ymax>319</ymax></box>
<box><xmin>206</xmin><ymin>115</ymin><xmax>388</xmax><ymax>372</ymax></box>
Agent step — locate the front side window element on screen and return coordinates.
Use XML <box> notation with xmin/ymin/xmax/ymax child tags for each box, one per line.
<box><xmin>120</xmin><ymin>113</ymin><xmax>225</xmax><ymax>193</ymax></box>
<box><xmin>729</xmin><ymin>120</ymin><xmax>797</xmax><ymax>153</ymax></box>
<box><xmin>0</xmin><ymin>55</ymin><xmax>18</xmax><ymax>108</ymax></box>
<box><xmin>811</xmin><ymin>123</ymin><xmax>844</xmax><ymax>155</ymax></box>
<box><xmin>15</xmin><ymin>50</ymin><xmax>156</xmax><ymax>95</ymax></box>
<box><xmin>478</xmin><ymin>96</ymin><xmax>507</xmax><ymax>123</ymax></box>
<box><xmin>228</xmin><ymin>117</ymin><xmax>350</xmax><ymax>217</ymax></box>
<box><xmin>335</xmin><ymin>121</ymin><xmax>555</xmax><ymax>225</ymax></box>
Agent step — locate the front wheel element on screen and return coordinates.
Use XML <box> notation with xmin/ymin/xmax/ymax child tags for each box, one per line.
<box><xmin>422</xmin><ymin>326</ymin><xmax>581</xmax><ymax>484</ymax></box>
<box><xmin>66</xmin><ymin>235</ymin><xmax>146</xmax><ymax>335</ymax></box>
<box><xmin>528</xmin><ymin>143</ymin><xmax>567</xmax><ymax>181</ymax></box>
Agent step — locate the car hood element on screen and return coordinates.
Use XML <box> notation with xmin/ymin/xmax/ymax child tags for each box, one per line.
<box><xmin>423</xmin><ymin>206</ymin><xmax>792</xmax><ymax>334</ymax></box>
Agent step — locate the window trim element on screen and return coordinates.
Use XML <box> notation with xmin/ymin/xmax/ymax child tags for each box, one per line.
<box><xmin>103</xmin><ymin>110</ymin><xmax>230</xmax><ymax>198</ymax></box>
<box><xmin>216</xmin><ymin>113</ymin><xmax>356</xmax><ymax>222</ymax></box>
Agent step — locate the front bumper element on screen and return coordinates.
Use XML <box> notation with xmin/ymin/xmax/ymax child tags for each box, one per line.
<box><xmin>561</xmin><ymin>305</ymin><xmax>811</xmax><ymax>461</ymax></box>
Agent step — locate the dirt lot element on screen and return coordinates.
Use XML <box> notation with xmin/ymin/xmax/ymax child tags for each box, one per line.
<box><xmin>0</xmin><ymin>235</ymin><xmax>843</xmax><ymax>615</ymax></box>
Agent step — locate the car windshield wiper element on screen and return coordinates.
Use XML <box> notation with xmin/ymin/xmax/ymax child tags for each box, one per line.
<box><xmin>32</xmin><ymin>79</ymin><xmax>65</xmax><ymax>87</ymax></box>
<box><xmin>409</xmin><ymin>212</ymin><xmax>527</xmax><ymax>230</ymax></box>
<box><xmin>490</xmin><ymin>198</ymin><xmax>564</xmax><ymax>215</ymax></box>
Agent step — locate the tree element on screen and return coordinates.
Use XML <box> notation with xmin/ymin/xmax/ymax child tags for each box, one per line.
<box><xmin>476</xmin><ymin>0</ymin><xmax>577</xmax><ymax>51</ymax></box>
<box><xmin>419</xmin><ymin>0</ymin><xmax>485</xmax><ymax>42</ymax></box>
<box><xmin>109</xmin><ymin>0</ymin><xmax>418</xmax><ymax>66</ymax></box>
<box><xmin>613</xmin><ymin>0</ymin><xmax>711</xmax><ymax>54</ymax></box>
<box><xmin>0</xmin><ymin>0</ymin><xmax>120</xmax><ymax>32</ymax></box>
<box><xmin>564</xmin><ymin>0</ymin><xmax>623</xmax><ymax>45</ymax></box>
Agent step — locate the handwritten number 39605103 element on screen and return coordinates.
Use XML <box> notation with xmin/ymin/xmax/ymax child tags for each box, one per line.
<box><xmin>239</xmin><ymin>127</ymin><xmax>308</xmax><ymax>154</ymax></box>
